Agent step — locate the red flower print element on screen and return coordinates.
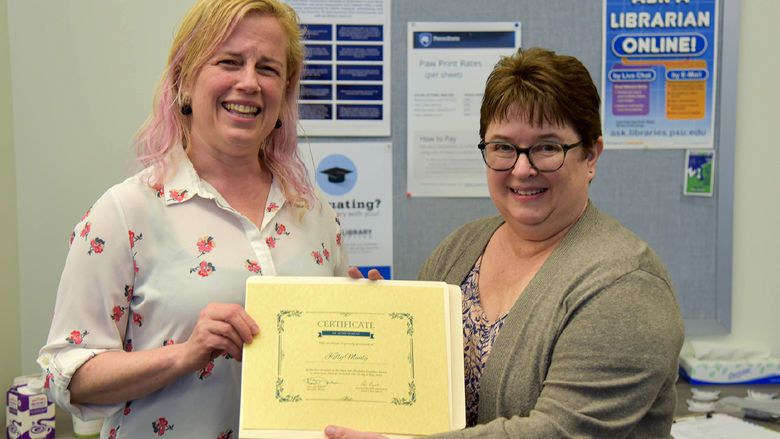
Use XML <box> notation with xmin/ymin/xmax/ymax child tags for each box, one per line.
<box><xmin>168</xmin><ymin>189</ymin><xmax>188</xmax><ymax>202</ymax></box>
<box><xmin>311</xmin><ymin>251</ymin><xmax>323</xmax><ymax>265</ymax></box>
<box><xmin>69</xmin><ymin>231</ymin><xmax>75</xmax><ymax>245</ymax></box>
<box><xmin>196</xmin><ymin>236</ymin><xmax>216</xmax><ymax>256</ymax></box>
<box><xmin>274</xmin><ymin>223</ymin><xmax>290</xmax><ymax>235</ymax></box>
<box><xmin>152</xmin><ymin>417</ymin><xmax>174</xmax><ymax>436</ymax></box>
<box><xmin>66</xmin><ymin>330</ymin><xmax>88</xmax><ymax>344</ymax></box>
<box><xmin>110</xmin><ymin>305</ymin><xmax>126</xmax><ymax>322</ymax></box>
<box><xmin>81</xmin><ymin>208</ymin><xmax>91</xmax><ymax>222</ymax></box>
<box><xmin>217</xmin><ymin>429</ymin><xmax>233</xmax><ymax>439</ymax></box>
<box><xmin>336</xmin><ymin>232</ymin><xmax>342</xmax><ymax>246</ymax></box>
<box><xmin>123</xmin><ymin>401</ymin><xmax>132</xmax><ymax>416</ymax></box>
<box><xmin>190</xmin><ymin>261</ymin><xmax>216</xmax><ymax>277</ymax></box>
<box><xmin>124</xmin><ymin>339</ymin><xmax>133</xmax><ymax>352</ymax></box>
<box><xmin>88</xmin><ymin>237</ymin><xmax>105</xmax><ymax>255</ymax></box>
<box><xmin>153</xmin><ymin>184</ymin><xmax>164</xmax><ymax>198</ymax></box>
<box><xmin>163</xmin><ymin>339</ymin><xmax>174</xmax><ymax>346</ymax></box>
<box><xmin>132</xmin><ymin>312</ymin><xmax>144</xmax><ymax>327</ymax></box>
<box><xmin>245</xmin><ymin>259</ymin><xmax>261</xmax><ymax>274</ymax></box>
<box><xmin>335</xmin><ymin>216</ymin><xmax>341</xmax><ymax>226</ymax></box>
<box><xmin>129</xmin><ymin>230</ymin><xmax>142</xmax><ymax>249</ymax></box>
<box><xmin>221</xmin><ymin>351</ymin><xmax>233</xmax><ymax>360</ymax></box>
<box><xmin>265</xmin><ymin>236</ymin><xmax>277</xmax><ymax>248</ymax></box>
<box><xmin>323</xmin><ymin>248</ymin><xmax>330</xmax><ymax>261</ymax></box>
<box><xmin>266</xmin><ymin>202</ymin><xmax>279</xmax><ymax>213</ymax></box>
<box><xmin>44</xmin><ymin>372</ymin><xmax>53</xmax><ymax>389</ymax></box>
<box><xmin>124</xmin><ymin>284</ymin><xmax>134</xmax><ymax>302</ymax></box>
<box><xmin>109</xmin><ymin>426</ymin><xmax>120</xmax><ymax>439</ymax></box>
<box><xmin>198</xmin><ymin>360</ymin><xmax>215</xmax><ymax>379</ymax></box>
<box><xmin>80</xmin><ymin>221</ymin><xmax>91</xmax><ymax>239</ymax></box>
<box><xmin>133</xmin><ymin>259</ymin><xmax>139</xmax><ymax>274</ymax></box>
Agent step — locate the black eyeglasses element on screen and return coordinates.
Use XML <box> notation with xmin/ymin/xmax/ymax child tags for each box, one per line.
<box><xmin>478</xmin><ymin>140</ymin><xmax>583</xmax><ymax>172</ymax></box>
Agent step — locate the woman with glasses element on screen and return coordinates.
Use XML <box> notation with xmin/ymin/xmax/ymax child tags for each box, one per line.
<box><xmin>331</xmin><ymin>47</ymin><xmax>684</xmax><ymax>438</ymax></box>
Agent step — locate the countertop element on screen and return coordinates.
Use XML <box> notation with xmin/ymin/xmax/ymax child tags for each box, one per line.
<box><xmin>675</xmin><ymin>379</ymin><xmax>780</xmax><ymax>432</ymax></box>
<box><xmin>50</xmin><ymin>379</ymin><xmax>780</xmax><ymax>437</ymax></box>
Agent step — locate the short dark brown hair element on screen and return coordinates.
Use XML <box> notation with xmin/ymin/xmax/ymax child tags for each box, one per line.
<box><xmin>479</xmin><ymin>47</ymin><xmax>602</xmax><ymax>155</ymax></box>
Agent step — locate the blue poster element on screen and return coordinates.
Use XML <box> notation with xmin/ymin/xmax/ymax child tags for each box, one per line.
<box><xmin>602</xmin><ymin>0</ymin><xmax>718</xmax><ymax>149</ymax></box>
<box><xmin>288</xmin><ymin>0</ymin><xmax>391</xmax><ymax>137</ymax></box>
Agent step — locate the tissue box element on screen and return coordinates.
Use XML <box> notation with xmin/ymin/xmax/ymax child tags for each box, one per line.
<box><xmin>679</xmin><ymin>353</ymin><xmax>780</xmax><ymax>385</ymax></box>
<box><xmin>6</xmin><ymin>383</ymin><xmax>55</xmax><ymax>439</ymax></box>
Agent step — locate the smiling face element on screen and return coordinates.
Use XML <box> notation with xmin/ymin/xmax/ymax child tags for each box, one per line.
<box><xmin>484</xmin><ymin>112</ymin><xmax>603</xmax><ymax>241</ymax></box>
<box><xmin>185</xmin><ymin>13</ymin><xmax>288</xmax><ymax>164</ymax></box>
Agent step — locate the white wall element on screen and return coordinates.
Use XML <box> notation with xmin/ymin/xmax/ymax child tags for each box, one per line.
<box><xmin>685</xmin><ymin>0</ymin><xmax>780</xmax><ymax>354</ymax></box>
<box><xmin>7</xmin><ymin>0</ymin><xmax>194</xmax><ymax>373</ymax></box>
<box><xmin>5</xmin><ymin>0</ymin><xmax>780</xmax><ymax>376</ymax></box>
<box><xmin>1</xmin><ymin>0</ymin><xmax>22</xmax><ymax>427</ymax></box>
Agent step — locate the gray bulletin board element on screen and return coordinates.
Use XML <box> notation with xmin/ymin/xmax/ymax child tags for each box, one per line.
<box><xmin>344</xmin><ymin>0</ymin><xmax>737</xmax><ymax>335</ymax></box>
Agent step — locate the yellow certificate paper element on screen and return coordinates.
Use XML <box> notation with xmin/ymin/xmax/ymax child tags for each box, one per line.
<box><xmin>240</xmin><ymin>276</ymin><xmax>465</xmax><ymax>438</ymax></box>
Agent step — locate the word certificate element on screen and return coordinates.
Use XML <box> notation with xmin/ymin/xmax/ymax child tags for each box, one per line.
<box><xmin>239</xmin><ymin>277</ymin><xmax>465</xmax><ymax>438</ymax></box>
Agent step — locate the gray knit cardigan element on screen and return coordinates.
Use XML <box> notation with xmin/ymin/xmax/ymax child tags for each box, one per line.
<box><xmin>419</xmin><ymin>201</ymin><xmax>685</xmax><ymax>438</ymax></box>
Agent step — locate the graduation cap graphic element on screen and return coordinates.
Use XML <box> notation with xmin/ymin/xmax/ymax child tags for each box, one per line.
<box><xmin>316</xmin><ymin>154</ymin><xmax>358</xmax><ymax>196</ymax></box>
<box><xmin>320</xmin><ymin>166</ymin><xmax>353</xmax><ymax>183</ymax></box>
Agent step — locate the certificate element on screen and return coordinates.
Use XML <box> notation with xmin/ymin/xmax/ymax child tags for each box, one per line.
<box><xmin>240</xmin><ymin>276</ymin><xmax>465</xmax><ymax>438</ymax></box>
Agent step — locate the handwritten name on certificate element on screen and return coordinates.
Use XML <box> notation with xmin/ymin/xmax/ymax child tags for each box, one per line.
<box><xmin>240</xmin><ymin>276</ymin><xmax>464</xmax><ymax>438</ymax></box>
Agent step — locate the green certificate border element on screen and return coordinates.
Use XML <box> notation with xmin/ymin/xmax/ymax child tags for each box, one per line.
<box><xmin>274</xmin><ymin>310</ymin><xmax>416</xmax><ymax>406</ymax></box>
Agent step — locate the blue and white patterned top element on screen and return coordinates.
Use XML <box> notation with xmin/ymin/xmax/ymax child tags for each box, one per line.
<box><xmin>461</xmin><ymin>256</ymin><xmax>508</xmax><ymax>427</ymax></box>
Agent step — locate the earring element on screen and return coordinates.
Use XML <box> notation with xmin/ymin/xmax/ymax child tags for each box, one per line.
<box><xmin>275</xmin><ymin>119</ymin><xmax>282</xmax><ymax>129</ymax></box>
<box><xmin>180</xmin><ymin>92</ymin><xmax>192</xmax><ymax>115</ymax></box>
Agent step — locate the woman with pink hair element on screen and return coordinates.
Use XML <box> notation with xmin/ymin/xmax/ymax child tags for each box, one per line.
<box><xmin>38</xmin><ymin>1</ymin><xmax>348</xmax><ymax>437</ymax></box>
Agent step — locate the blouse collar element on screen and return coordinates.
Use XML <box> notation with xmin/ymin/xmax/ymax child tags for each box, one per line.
<box><xmin>160</xmin><ymin>147</ymin><xmax>287</xmax><ymax>222</ymax></box>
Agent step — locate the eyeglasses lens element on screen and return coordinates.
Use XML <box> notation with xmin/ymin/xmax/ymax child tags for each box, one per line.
<box><xmin>484</xmin><ymin>143</ymin><xmax>564</xmax><ymax>172</ymax></box>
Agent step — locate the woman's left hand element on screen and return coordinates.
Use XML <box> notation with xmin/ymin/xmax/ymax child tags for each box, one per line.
<box><xmin>324</xmin><ymin>425</ymin><xmax>388</xmax><ymax>439</ymax></box>
<box><xmin>347</xmin><ymin>266</ymin><xmax>384</xmax><ymax>280</ymax></box>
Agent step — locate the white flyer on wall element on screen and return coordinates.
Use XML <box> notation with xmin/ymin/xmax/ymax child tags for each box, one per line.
<box><xmin>406</xmin><ymin>21</ymin><xmax>521</xmax><ymax>198</ymax></box>
<box><xmin>301</xmin><ymin>141</ymin><xmax>394</xmax><ymax>278</ymax></box>
<box><xmin>287</xmin><ymin>0</ymin><xmax>391</xmax><ymax>137</ymax></box>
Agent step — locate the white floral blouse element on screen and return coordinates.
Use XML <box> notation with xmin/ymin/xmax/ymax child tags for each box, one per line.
<box><xmin>37</xmin><ymin>149</ymin><xmax>348</xmax><ymax>438</ymax></box>
<box><xmin>461</xmin><ymin>255</ymin><xmax>508</xmax><ymax>427</ymax></box>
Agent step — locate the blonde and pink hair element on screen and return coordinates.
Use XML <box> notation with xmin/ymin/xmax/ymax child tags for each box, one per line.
<box><xmin>134</xmin><ymin>0</ymin><xmax>313</xmax><ymax>205</ymax></box>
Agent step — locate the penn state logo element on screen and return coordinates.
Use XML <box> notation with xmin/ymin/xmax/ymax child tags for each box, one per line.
<box><xmin>418</xmin><ymin>32</ymin><xmax>432</xmax><ymax>47</ymax></box>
